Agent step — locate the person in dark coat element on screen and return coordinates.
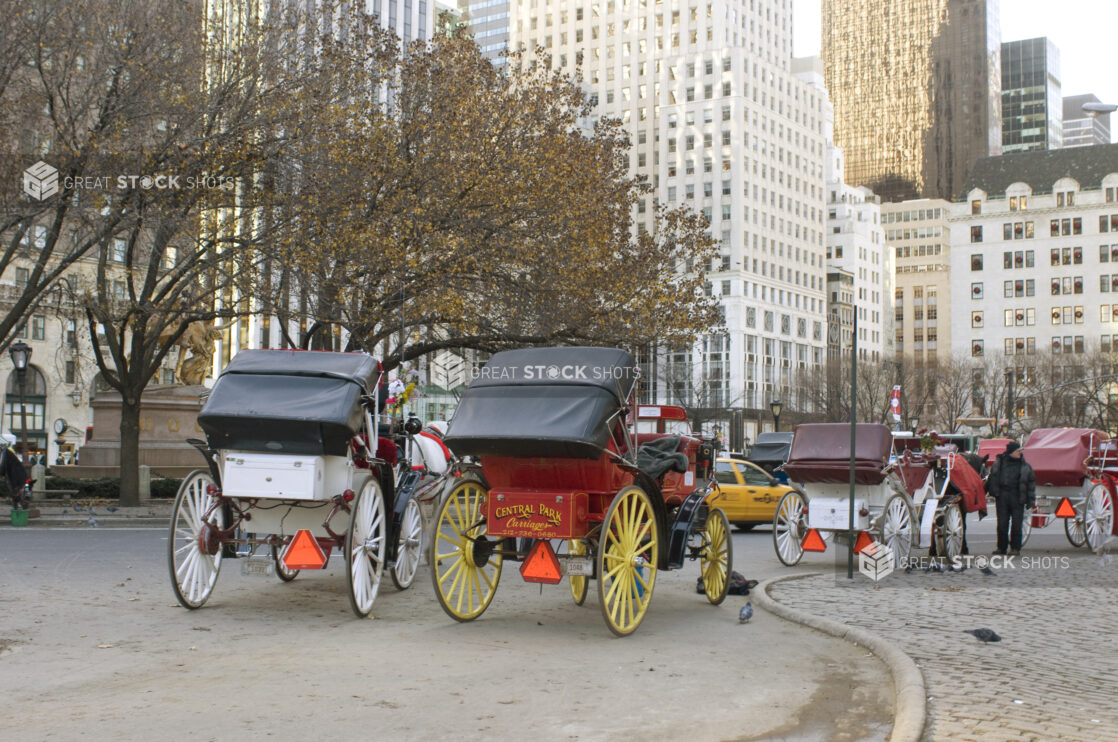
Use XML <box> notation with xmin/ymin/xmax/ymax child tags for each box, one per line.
<box><xmin>987</xmin><ymin>441</ymin><xmax>1036</xmax><ymax>555</ymax></box>
<box><xmin>1</xmin><ymin>434</ymin><xmax>29</xmax><ymax>509</ymax></box>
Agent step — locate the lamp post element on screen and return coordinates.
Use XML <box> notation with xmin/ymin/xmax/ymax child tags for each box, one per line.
<box><xmin>769</xmin><ymin>399</ymin><xmax>783</xmax><ymax>432</ymax></box>
<box><xmin>9</xmin><ymin>340</ymin><xmax>31</xmax><ymax>465</ymax></box>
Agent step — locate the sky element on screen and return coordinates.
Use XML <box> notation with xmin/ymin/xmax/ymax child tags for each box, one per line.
<box><xmin>792</xmin><ymin>0</ymin><xmax>1118</xmax><ymax>141</ymax></box>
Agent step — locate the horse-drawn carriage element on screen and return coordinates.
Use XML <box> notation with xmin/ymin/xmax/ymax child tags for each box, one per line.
<box><xmin>772</xmin><ymin>423</ymin><xmax>986</xmax><ymax>567</ymax></box>
<box><xmin>1016</xmin><ymin>428</ymin><xmax>1117</xmax><ymax>550</ymax></box>
<box><xmin>430</xmin><ymin>346</ymin><xmax>731</xmax><ymax>636</ymax></box>
<box><xmin>168</xmin><ymin>349</ymin><xmax>446</xmax><ymax>616</ymax></box>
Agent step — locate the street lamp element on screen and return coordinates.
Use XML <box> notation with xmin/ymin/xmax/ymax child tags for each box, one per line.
<box><xmin>9</xmin><ymin>340</ymin><xmax>31</xmax><ymax>465</ymax></box>
<box><xmin>769</xmin><ymin>399</ymin><xmax>783</xmax><ymax>432</ymax></box>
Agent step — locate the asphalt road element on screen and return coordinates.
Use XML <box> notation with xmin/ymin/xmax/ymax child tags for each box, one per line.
<box><xmin>0</xmin><ymin>524</ymin><xmax>893</xmax><ymax>741</ymax></box>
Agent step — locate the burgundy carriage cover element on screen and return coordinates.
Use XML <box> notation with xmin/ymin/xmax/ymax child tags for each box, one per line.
<box><xmin>948</xmin><ymin>454</ymin><xmax>988</xmax><ymax>514</ymax></box>
<box><xmin>1022</xmin><ymin>428</ymin><xmax>1107</xmax><ymax>486</ymax></box>
<box><xmin>782</xmin><ymin>423</ymin><xmax>892</xmax><ymax>485</ymax></box>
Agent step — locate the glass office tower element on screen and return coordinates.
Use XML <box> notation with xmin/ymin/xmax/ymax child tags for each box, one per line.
<box><xmin>823</xmin><ymin>0</ymin><xmax>1002</xmax><ymax>202</ymax></box>
<box><xmin>1001</xmin><ymin>37</ymin><xmax>1061</xmax><ymax>153</ymax></box>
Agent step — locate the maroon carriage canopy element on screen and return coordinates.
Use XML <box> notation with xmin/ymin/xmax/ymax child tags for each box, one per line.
<box><xmin>976</xmin><ymin>437</ymin><xmax>1012</xmax><ymax>462</ymax></box>
<box><xmin>782</xmin><ymin>423</ymin><xmax>892</xmax><ymax>485</ymax></box>
<box><xmin>1022</xmin><ymin>428</ymin><xmax>1108</xmax><ymax>486</ymax></box>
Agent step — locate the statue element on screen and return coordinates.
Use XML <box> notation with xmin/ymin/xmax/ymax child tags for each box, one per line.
<box><xmin>157</xmin><ymin>321</ymin><xmax>224</xmax><ymax>385</ymax></box>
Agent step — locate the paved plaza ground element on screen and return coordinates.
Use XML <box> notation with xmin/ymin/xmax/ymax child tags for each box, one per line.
<box><xmin>767</xmin><ymin>520</ymin><xmax>1118</xmax><ymax>742</ymax></box>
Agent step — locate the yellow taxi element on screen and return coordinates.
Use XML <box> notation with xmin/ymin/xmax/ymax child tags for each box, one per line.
<box><xmin>713</xmin><ymin>457</ymin><xmax>796</xmax><ymax>531</ymax></box>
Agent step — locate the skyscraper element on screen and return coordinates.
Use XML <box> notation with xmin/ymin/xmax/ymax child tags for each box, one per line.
<box><xmin>822</xmin><ymin>0</ymin><xmax>1002</xmax><ymax>202</ymax></box>
<box><xmin>1001</xmin><ymin>37</ymin><xmax>1061</xmax><ymax>153</ymax></box>
<box><xmin>511</xmin><ymin>0</ymin><xmax>830</xmax><ymax>436</ymax></box>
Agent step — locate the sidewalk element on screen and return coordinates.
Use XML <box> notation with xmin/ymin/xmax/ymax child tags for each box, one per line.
<box><xmin>6</xmin><ymin>498</ymin><xmax>173</xmax><ymax>528</ymax></box>
<box><xmin>764</xmin><ymin>553</ymin><xmax>1118</xmax><ymax>742</ymax></box>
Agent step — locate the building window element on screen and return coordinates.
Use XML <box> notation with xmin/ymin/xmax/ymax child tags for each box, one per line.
<box><xmin>970</xmin><ymin>226</ymin><xmax>983</xmax><ymax>243</ymax></box>
<box><xmin>14</xmin><ymin>267</ymin><xmax>29</xmax><ymax>288</ymax></box>
<box><xmin>971</xmin><ymin>255</ymin><xmax>983</xmax><ymax>271</ymax></box>
<box><xmin>971</xmin><ymin>200</ymin><xmax>981</xmax><ymax>215</ymax></box>
<box><xmin>30</xmin><ymin>315</ymin><xmax>44</xmax><ymax>340</ymax></box>
<box><xmin>971</xmin><ymin>282</ymin><xmax>983</xmax><ymax>299</ymax></box>
<box><xmin>972</xmin><ymin>311</ymin><xmax>983</xmax><ymax>328</ymax></box>
<box><xmin>972</xmin><ymin>340</ymin><xmax>984</xmax><ymax>357</ymax></box>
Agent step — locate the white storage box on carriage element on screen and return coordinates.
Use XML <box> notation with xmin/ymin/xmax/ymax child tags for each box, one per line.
<box><xmin>807</xmin><ymin>497</ymin><xmax>870</xmax><ymax>531</ymax></box>
<box><xmin>221</xmin><ymin>452</ymin><xmax>326</xmax><ymax>500</ymax></box>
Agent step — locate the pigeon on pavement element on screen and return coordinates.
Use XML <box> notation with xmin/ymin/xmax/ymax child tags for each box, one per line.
<box><xmin>964</xmin><ymin>628</ymin><xmax>1001</xmax><ymax>642</ymax></box>
<box><xmin>980</xmin><ymin>565</ymin><xmax>996</xmax><ymax>576</ymax></box>
<box><xmin>739</xmin><ymin>601</ymin><xmax>753</xmax><ymax>623</ymax></box>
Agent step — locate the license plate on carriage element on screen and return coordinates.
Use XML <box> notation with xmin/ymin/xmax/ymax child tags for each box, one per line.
<box><xmin>565</xmin><ymin>558</ymin><xmax>593</xmax><ymax>577</ymax></box>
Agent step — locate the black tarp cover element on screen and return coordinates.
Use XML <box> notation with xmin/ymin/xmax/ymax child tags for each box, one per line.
<box><xmin>444</xmin><ymin>346</ymin><xmax>637</xmax><ymax>459</ymax></box>
<box><xmin>197</xmin><ymin>350</ymin><xmax>380</xmax><ymax>456</ymax></box>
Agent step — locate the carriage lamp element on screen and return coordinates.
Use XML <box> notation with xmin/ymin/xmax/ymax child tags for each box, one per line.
<box><xmin>769</xmin><ymin>399</ymin><xmax>783</xmax><ymax>432</ymax></box>
<box><xmin>908</xmin><ymin>414</ymin><xmax>919</xmax><ymax>434</ymax></box>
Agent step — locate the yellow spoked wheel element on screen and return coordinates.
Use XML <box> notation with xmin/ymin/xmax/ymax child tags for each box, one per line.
<box><xmin>701</xmin><ymin>507</ymin><xmax>732</xmax><ymax>605</ymax></box>
<box><xmin>430</xmin><ymin>479</ymin><xmax>502</xmax><ymax>622</ymax></box>
<box><xmin>598</xmin><ymin>485</ymin><xmax>659</xmax><ymax>637</ymax></box>
<box><xmin>569</xmin><ymin>539</ymin><xmax>589</xmax><ymax>606</ymax></box>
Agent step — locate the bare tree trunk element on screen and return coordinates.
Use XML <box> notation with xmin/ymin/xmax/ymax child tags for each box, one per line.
<box><xmin>118</xmin><ymin>392</ymin><xmax>142</xmax><ymax>507</ymax></box>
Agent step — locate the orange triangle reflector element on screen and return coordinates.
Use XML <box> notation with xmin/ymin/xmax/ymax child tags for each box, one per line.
<box><xmin>853</xmin><ymin>531</ymin><xmax>876</xmax><ymax>554</ymax></box>
<box><xmin>801</xmin><ymin>528</ymin><xmax>827</xmax><ymax>552</ymax></box>
<box><xmin>1054</xmin><ymin>497</ymin><xmax>1077</xmax><ymax>519</ymax></box>
<box><xmin>520</xmin><ymin>540</ymin><xmax>563</xmax><ymax>584</ymax></box>
<box><xmin>283</xmin><ymin>529</ymin><xmax>327</xmax><ymax>570</ymax></box>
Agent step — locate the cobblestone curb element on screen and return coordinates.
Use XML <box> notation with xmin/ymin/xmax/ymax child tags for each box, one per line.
<box><xmin>753</xmin><ymin>573</ymin><xmax>926</xmax><ymax>742</ymax></box>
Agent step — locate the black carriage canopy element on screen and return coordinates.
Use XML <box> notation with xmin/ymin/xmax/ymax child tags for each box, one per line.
<box><xmin>197</xmin><ymin>349</ymin><xmax>381</xmax><ymax>456</ymax></box>
<box><xmin>444</xmin><ymin>346</ymin><xmax>639</xmax><ymax>459</ymax></box>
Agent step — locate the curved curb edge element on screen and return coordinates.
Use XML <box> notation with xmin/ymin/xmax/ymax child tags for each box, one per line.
<box><xmin>753</xmin><ymin>573</ymin><xmax>926</xmax><ymax>742</ymax></box>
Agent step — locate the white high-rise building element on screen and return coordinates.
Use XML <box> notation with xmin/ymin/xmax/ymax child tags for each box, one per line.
<box><xmin>509</xmin><ymin>0</ymin><xmax>829</xmax><ymax>430</ymax></box>
<box><xmin>824</xmin><ymin>144</ymin><xmax>885</xmax><ymax>362</ymax></box>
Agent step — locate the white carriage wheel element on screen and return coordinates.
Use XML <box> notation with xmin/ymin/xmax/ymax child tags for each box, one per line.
<box><xmin>168</xmin><ymin>471</ymin><xmax>225</xmax><ymax>609</ymax></box>
<box><xmin>272</xmin><ymin>540</ymin><xmax>299</xmax><ymax>582</ymax></box>
<box><xmin>938</xmin><ymin>503</ymin><xmax>965</xmax><ymax>560</ymax></box>
<box><xmin>347</xmin><ymin>479</ymin><xmax>388</xmax><ymax>617</ymax></box>
<box><xmin>880</xmin><ymin>495</ymin><xmax>913</xmax><ymax>568</ymax></box>
<box><xmin>772</xmin><ymin>490</ymin><xmax>806</xmax><ymax>566</ymax></box>
<box><xmin>391</xmin><ymin>498</ymin><xmax>424</xmax><ymax>590</ymax></box>
<box><xmin>1084</xmin><ymin>484</ymin><xmax>1114</xmax><ymax>551</ymax></box>
<box><xmin>1020</xmin><ymin>506</ymin><xmax>1033</xmax><ymax>548</ymax></box>
<box><xmin>1065</xmin><ymin>502</ymin><xmax>1087</xmax><ymax>548</ymax></box>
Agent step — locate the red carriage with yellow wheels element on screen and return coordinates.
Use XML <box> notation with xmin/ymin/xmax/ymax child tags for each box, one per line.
<box><xmin>430</xmin><ymin>346</ymin><xmax>732</xmax><ymax>636</ymax></box>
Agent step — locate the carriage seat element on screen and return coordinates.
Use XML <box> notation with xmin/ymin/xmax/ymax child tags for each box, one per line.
<box><xmin>637</xmin><ymin>435</ymin><xmax>689</xmax><ymax>481</ymax></box>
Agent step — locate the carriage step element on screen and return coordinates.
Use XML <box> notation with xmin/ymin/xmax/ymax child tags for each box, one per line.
<box><xmin>241</xmin><ymin>554</ymin><xmax>276</xmax><ymax>577</ymax></box>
